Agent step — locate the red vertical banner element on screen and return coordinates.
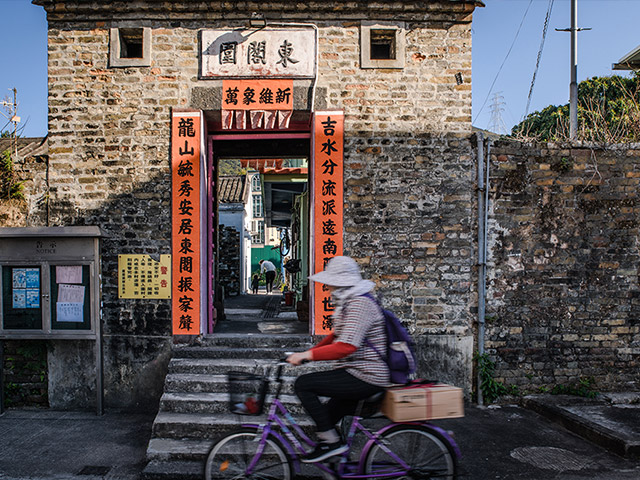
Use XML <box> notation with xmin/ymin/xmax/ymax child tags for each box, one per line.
<box><xmin>312</xmin><ymin>112</ymin><xmax>344</xmax><ymax>334</ymax></box>
<box><xmin>171</xmin><ymin>111</ymin><xmax>201</xmax><ymax>335</ymax></box>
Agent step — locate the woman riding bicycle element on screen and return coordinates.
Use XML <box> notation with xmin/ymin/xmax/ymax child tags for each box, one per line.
<box><xmin>287</xmin><ymin>256</ymin><xmax>390</xmax><ymax>463</ymax></box>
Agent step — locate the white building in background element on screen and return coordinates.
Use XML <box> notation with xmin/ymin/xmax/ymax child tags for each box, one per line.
<box><xmin>218</xmin><ymin>175</ymin><xmax>252</xmax><ymax>294</ymax></box>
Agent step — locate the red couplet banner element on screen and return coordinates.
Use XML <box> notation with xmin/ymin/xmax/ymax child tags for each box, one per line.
<box><xmin>312</xmin><ymin>112</ymin><xmax>344</xmax><ymax>335</ymax></box>
<box><xmin>171</xmin><ymin>111</ymin><xmax>201</xmax><ymax>335</ymax></box>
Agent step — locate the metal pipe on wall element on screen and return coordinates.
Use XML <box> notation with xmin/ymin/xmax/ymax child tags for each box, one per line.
<box><xmin>570</xmin><ymin>0</ymin><xmax>578</xmax><ymax>139</ymax></box>
<box><xmin>476</xmin><ymin>132</ymin><xmax>486</xmax><ymax>406</ymax></box>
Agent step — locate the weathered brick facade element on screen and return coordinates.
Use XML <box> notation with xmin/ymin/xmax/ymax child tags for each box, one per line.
<box><xmin>487</xmin><ymin>140</ymin><xmax>640</xmax><ymax>393</ymax></box>
<box><xmin>18</xmin><ymin>0</ymin><xmax>479</xmax><ymax>409</ymax></box>
<box><xmin>5</xmin><ymin>0</ymin><xmax>637</xmax><ymax>411</ymax></box>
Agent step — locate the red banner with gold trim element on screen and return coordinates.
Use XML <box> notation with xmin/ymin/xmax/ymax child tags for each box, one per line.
<box><xmin>171</xmin><ymin>111</ymin><xmax>201</xmax><ymax>335</ymax></box>
<box><xmin>312</xmin><ymin>112</ymin><xmax>344</xmax><ymax>335</ymax></box>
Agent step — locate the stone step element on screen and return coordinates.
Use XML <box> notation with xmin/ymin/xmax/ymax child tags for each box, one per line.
<box><xmin>144</xmin><ymin>340</ymin><xmax>329</xmax><ymax>479</ymax></box>
<box><xmin>151</xmin><ymin>411</ymin><xmax>315</xmax><ymax>440</ymax></box>
<box><xmin>164</xmin><ymin>373</ymin><xmax>300</xmax><ymax>395</ymax></box>
<box><xmin>178</xmin><ymin>333</ymin><xmax>316</xmax><ymax>349</ymax></box>
<box><xmin>142</xmin><ymin>460</ymin><xmax>202</xmax><ymax>480</ymax></box>
<box><xmin>147</xmin><ymin>438</ymin><xmax>211</xmax><ymax>462</ymax></box>
<box><xmin>173</xmin><ymin>346</ymin><xmax>310</xmax><ymax>359</ymax></box>
<box><xmin>159</xmin><ymin>392</ymin><xmax>308</xmax><ymax>415</ymax></box>
<box><xmin>167</xmin><ymin>357</ymin><xmax>323</xmax><ymax>376</ymax></box>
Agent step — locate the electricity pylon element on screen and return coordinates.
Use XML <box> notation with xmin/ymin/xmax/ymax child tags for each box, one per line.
<box><xmin>487</xmin><ymin>92</ymin><xmax>508</xmax><ymax>135</ymax></box>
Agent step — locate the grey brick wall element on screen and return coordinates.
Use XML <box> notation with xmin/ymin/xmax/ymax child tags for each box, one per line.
<box><xmin>28</xmin><ymin>0</ymin><xmax>479</xmax><ymax>409</ymax></box>
<box><xmin>487</xmin><ymin>140</ymin><xmax>640</xmax><ymax>393</ymax></box>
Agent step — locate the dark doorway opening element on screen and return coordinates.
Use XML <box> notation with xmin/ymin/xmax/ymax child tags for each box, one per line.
<box><xmin>209</xmin><ymin>135</ymin><xmax>311</xmax><ymax>335</ymax></box>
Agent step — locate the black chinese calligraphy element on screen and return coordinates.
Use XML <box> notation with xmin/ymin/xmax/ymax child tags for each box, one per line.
<box><xmin>276</xmin><ymin>40</ymin><xmax>299</xmax><ymax>67</ymax></box>
<box><xmin>178</xmin><ymin>118</ymin><xmax>196</xmax><ymax>137</ymax></box>
<box><xmin>220</xmin><ymin>42</ymin><xmax>238</xmax><ymax>64</ymax></box>
<box><xmin>248</xmin><ymin>41</ymin><xmax>267</xmax><ymax>64</ymax></box>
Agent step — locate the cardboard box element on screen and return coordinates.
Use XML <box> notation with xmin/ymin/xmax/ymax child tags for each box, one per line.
<box><xmin>381</xmin><ymin>383</ymin><xmax>464</xmax><ymax>422</ymax></box>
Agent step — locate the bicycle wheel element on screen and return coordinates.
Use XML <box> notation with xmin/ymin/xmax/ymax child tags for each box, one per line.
<box><xmin>362</xmin><ymin>424</ymin><xmax>457</xmax><ymax>479</ymax></box>
<box><xmin>204</xmin><ymin>427</ymin><xmax>293</xmax><ymax>480</ymax></box>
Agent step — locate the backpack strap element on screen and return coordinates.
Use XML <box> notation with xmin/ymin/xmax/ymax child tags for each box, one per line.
<box><xmin>360</xmin><ymin>293</ymin><xmax>387</xmax><ymax>360</ymax></box>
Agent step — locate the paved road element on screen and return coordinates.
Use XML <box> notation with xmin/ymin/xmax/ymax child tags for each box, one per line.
<box><xmin>443</xmin><ymin>404</ymin><xmax>640</xmax><ymax>480</ymax></box>
<box><xmin>1</xmin><ymin>403</ymin><xmax>638</xmax><ymax>479</ymax></box>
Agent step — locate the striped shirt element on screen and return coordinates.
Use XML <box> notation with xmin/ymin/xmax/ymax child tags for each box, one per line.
<box><xmin>332</xmin><ymin>295</ymin><xmax>390</xmax><ymax>387</ymax></box>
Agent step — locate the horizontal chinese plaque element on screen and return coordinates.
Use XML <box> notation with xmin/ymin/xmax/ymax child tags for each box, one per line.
<box><xmin>222</xmin><ymin>80</ymin><xmax>293</xmax><ymax>110</ymax></box>
<box><xmin>201</xmin><ymin>28</ymin><xmax>316</xmax><ymax>79</ymax></box>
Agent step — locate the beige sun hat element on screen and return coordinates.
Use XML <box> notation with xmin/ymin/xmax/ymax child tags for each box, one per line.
<box><xmin>308</xmin><ymin>256</ymin><xmax>364</xmax><ymax>287</ymax></box>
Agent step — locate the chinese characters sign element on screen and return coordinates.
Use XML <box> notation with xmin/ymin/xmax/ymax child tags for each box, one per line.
<box><xmin>118</xmin><ymin>255</ymin><xmax>171</xmax><ymax>299</ymax></box>
<box><xmin>201</xmin><ymin>29</ymin><xmax>316</xmax><ymax>78</ymax></box>
<box><xmin>222</xmin><ymin>80</ymin><xmax>293</xmax><ymax>111</ymax></box>
<box><xmin>312</xmin><ymin>112</ymin><xmax>344</xmax><ymax>335</ymax></box>
<box><xmin>171</xmin><ymin>111</ymin><xmax>202</xmax><ymax>334</ymax></box>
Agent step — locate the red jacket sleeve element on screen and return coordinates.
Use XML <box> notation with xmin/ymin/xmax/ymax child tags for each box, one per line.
<box><xmin>310</xmin><ymin>342</ymin><xmax>357</xmax><ymax>361</ymax></box>
<box><xmin>311</xmin><ymin>332</ymin><xmax>336</xmax><ymax>349</ymax></box>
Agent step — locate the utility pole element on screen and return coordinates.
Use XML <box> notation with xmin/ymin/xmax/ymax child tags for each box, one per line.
<box><xmin>556</xmin><ymin>0</ymin><xmax>590</xmax><ymax>140</ymax></box>
<box><xmin>1</xmin><ymin>88</ymin><xmax>21</xmax><ymax>157</ymax></box>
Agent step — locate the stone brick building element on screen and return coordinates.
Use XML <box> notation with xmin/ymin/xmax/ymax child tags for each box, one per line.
<box><xmin>3</xmin><ymin>0</ymin><xmax>481</xmax><ymax>410</ymax></box>
<box><xmin>2</xmin><ymin>1</ymin><xmax>638</xmax><ymax>416</ymax></box>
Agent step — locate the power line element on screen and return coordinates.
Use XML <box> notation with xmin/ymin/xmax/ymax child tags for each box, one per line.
<box><xmin>524</xmin><ymin>0</ymin><xmax>555</xmax><ymax>119</ymax></box>
<box><xmin>473</xmin><ymin>0</ymin><xmax>534</xmax><ymax>124</ymax></box>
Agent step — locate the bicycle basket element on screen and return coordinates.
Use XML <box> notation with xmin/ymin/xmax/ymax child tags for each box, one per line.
<box><xmin>227</xmin><ymin>371</ymin><xmax>269</xmax><ymax>416</ymax></box>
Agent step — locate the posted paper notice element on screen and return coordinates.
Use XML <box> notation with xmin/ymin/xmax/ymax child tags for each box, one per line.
<box><xmin>58</xmin><ymin>284</ymin><xmax>85</xmax><ymax>303</ymax></box>
<box><xmin>56</xmin><ymin>266</ymin><xmax>82</xmax><ymax>284</ymax></box>
<box><xmin>57</xmin><ymin>302</ymin><xmax>83</xmax><ymax>323</ymax></box>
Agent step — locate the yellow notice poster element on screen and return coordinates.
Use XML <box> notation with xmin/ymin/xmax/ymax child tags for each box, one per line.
<box><xmin>118</xmin><ymin>255</ymin><xmax>171</xmax><ymax>299</ymax></box>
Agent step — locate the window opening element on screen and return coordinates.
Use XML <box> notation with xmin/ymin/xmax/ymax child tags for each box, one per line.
<box><xmin>370</xmin><ymin>29</ymin><xmax>396</xmax><ymax>60</ymax></box>
<box><xmin>253</xmin><ymin>194</ymin><xmax>263</xmax><ymax>217</ymax></box>
<box><xmin>119</xmin><ymin>28</ymin><xmax>144</xmax><ymax>59</ymax></box>
<box><xmin>251</xmin><ymin>175</ymin><xmax>261</xmax><ymax>192</ymax></box>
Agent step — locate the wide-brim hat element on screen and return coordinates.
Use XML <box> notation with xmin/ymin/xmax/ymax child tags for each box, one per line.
<box><xmin>308</xmin><ymin>256</ymin><xmax>363</xmax><ymax>287</ymax></box>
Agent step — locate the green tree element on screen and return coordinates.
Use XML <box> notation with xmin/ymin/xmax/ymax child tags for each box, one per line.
<box><xmin>512</xmin><ymin>73</ymin><xmax>640</xmax><ymax>143</ymax></box>
<box><xmin>0</xmin><ymin>148</ymin><xmax>24</xmax><ymax>200</ymax></box>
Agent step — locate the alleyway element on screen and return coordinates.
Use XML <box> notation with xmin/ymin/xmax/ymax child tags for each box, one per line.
<box><xmin>213</xmin><ymin>290</ymin><xmax>308</xmax><ymax>335</ymax></box>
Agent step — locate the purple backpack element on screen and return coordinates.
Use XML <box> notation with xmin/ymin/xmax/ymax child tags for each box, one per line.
<box><xmin>363</xmin><ymin>294</ymin><xmax>417</xmax><ymax>384</ymax></box>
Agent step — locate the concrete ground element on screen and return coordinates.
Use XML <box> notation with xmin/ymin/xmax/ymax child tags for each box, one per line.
<box><xmin>1</xmin><ymin>395</ymin><xmax>639</xmax><ymax>480</ymax></box>
<box><xmin>213</xmin><ymin>290</ymin><xmax>308</xmax><ymax>335</ymax></box>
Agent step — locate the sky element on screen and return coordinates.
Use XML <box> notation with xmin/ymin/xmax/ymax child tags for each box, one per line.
<box><xmin>1</xmin><ymin>0</ymin><xmax>640</xmax><ymax>137</ymax></box>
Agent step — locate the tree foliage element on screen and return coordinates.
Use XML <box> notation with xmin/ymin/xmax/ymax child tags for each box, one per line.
<box><xmin>512</xmin><ymin>73</ymin><xmax>640</xmax><ymax>143</ymax></box>
<box><xmin>1</xmin><ymin>148</ymin><xmax>25</xmax><ymax>200</ymax></box>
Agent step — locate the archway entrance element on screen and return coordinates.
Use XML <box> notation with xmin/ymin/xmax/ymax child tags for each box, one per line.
<box><xmin>207</xmin><ymin>133</ymin><xmax>311</xmax><ymax>335</ymax></box>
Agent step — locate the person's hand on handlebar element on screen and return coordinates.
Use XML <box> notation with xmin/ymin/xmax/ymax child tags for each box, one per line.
<box><xmin>286</xmin><ymin>350</ymin><xmax>312</xmax><ymax>366</ymax></box>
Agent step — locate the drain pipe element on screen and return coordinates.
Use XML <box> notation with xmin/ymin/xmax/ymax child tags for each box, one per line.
<box><xmin>476</xmin><ymin>133</ymin><xmax>487</xmax><ymax>406</ymax></box>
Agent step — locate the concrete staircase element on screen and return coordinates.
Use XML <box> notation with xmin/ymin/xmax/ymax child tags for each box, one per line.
<box><xmin>142</xmin><ymin>334</ymin><xmax>317</xmax><ymax>480</ymax></box>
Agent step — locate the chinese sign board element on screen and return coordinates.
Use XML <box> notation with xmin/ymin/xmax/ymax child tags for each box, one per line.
<box><xmin>201</xmin><ymin>28</ymin><xmax>316</xmax><ymax>78</ymax></box>
<box><xmin>118</xmin><ymin>255</ymin><xmax>171</xmax><ymax>299</ymax></box>
<box><xmin>171</xmin><ymin>111</ymin><xmax>202</xmax><ymax>334</ymax></box>
<box><xmin>312</xmin><ymin>112</ymin><xmax>344</xmax><ymax>335</ymax></box>
<box><xmin>222</xmin><ymin>80</ymin><xmax>293</xmax><ymax>110</ymax></box>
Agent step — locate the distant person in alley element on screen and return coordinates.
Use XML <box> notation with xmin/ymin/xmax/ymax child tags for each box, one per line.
<box><xmin>259</xmin><ymin>259</ymin><xmax>277</xmax><ymax>294</ymax></box>
<box><xmin>251</xmin><ymin>273</ymin><xmax>260</xmax><ymax>295</ymax></box>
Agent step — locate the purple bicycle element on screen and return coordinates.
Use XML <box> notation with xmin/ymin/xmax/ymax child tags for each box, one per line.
<box><xmin>204</xmin><ymin>361</ymin><xmax>460</xmax><ymax>479</ymax></box>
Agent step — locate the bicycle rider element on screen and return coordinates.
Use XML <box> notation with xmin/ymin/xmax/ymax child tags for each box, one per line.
<box><xmin>286</xmin><ymin>256</ymin><xmax>390</xmax><ymax>463</ymax></box>
<box><xmin>259</xmin><ymin>259</ymin><xmax>277</xmax><ymax>294</ymax></box>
